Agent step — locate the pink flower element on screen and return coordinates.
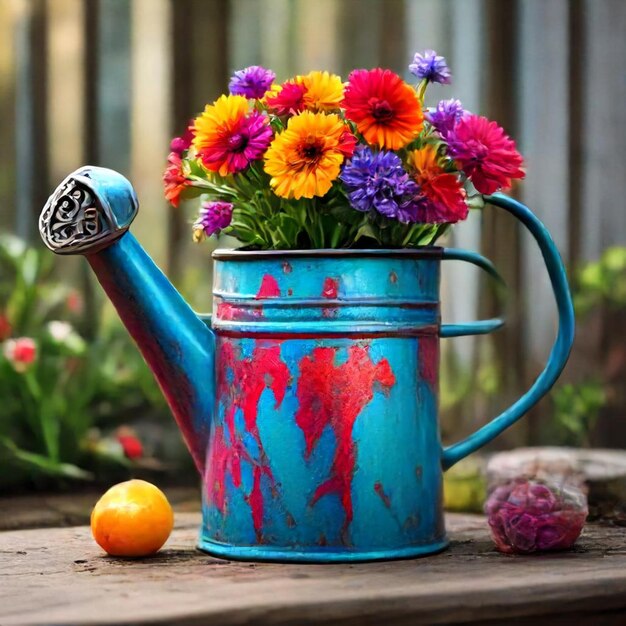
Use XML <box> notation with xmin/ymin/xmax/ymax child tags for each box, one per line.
<box><xmin>447</xmin><ymin>114</ymin><xmax>525</xmax><ymax>194</ymax></box>
<box><xmin>3</xmin><ymin>337</ymin><xmax>37</xmax><ymax>373</ymax></box>
<box><xmin>66</xmin><ymin>290</ymin><xmax>84</xmax><ymax>315</ymax></box>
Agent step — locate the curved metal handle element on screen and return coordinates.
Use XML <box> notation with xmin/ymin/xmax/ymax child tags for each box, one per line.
<box><xmin>440</xmin><ymin>248</ymin><xmax>507</xmax><ymax>337</ymax></box>
<box><xmin>441</xmin><ymin>193</ymin><xmax>575</xmax><ymax>470</ymax></box>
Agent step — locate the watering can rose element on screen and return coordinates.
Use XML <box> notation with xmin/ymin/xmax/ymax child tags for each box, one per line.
<box><xmin>163</xmin><ymin>51</ymin><xmax>525</xmax><ymax>250</ymax></box>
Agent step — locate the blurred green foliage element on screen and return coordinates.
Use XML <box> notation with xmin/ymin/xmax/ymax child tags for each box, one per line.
<box><xmin>0</xmin><ymin>235</ymin><xmax>167</xmax><ymax>490</ymax></box>
<box><xmin>550</xmin><ymin>246</ymin><xmax>626</xmax><ymax>447</ymax></box>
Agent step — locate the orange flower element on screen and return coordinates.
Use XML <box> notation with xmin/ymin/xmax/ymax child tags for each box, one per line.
<box><xmin>264</xmin><ymin>111</ymin><xmax>354</xmax><ymax>199</ymax></box>
<box><xmin>163</xmin><ymin>151</ymin><xmax>188</xmax><ymax>208</ymax></box>
<box><xmin>343</xmin><ymin>68</ymin><xmax>423</xmax><ymax>150</ymax></box>
<box><xmin>409</xmin><ymin>145</ymin><xmax>467</xmax><ymax>223</ymax></box>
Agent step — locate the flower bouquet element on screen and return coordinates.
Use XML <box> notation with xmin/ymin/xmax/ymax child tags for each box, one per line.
<box><xmin>163</xmin><ymin>50</ymin><xmax>525</xmax><ymax>250</ymax></box>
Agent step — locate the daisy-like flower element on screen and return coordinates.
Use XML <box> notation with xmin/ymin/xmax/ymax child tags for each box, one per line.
<box><xmin>193</xmin><ymin>94</ymin><xmax>273</xmax><ymax>176</ymax></box>
<box><xmin>447</xmin><ymin>114</ymin><xmax>525</xmax><ymax>194</ymax></box>
<box><xmin>427</xmin><ymin>99</ymin><xmax>464</xmax><ymax>137</ymax></box>
<box><xmin>408</xmin><ymin>145</ymin><xmax>468</xmax><ymax>223</ymax></box>
<box><xmin>163</xmin><ymin>151</ymin><xmax>188</xmax><ymax>208</ymax></box>
<box><xmin>264</xmin><ymin>111</ymin><xmax>355</xmax><ymax>199</ymax></box>
<box><xmin>265</xmin><ymin>71</ymin><xmax>344</xmax><ymax>116</ymax></box>
<box><xmin>343</xmin><ymin>68</ymin><xmax>423</xmax><ymax>150</ymax></box>
<box><xmin>229</xmin><ymin>65</ymin><xmax>276</xmax><ymax>100</ymax></box>
<box><xmin>300</xmin><ymin>70</ymin><xmax>344</xmax><ymax>112</ymax></box>
<box><xmin>340</xmin><ymin>147</ymin><xmax>419</xmax><ymax>222</ymax></box>
<box><xmin>264</xmin><ymin>81</ymin><xmax>307</xmax><ymax>116</ymax></box>
<box><xmin>193</xmin><ymin>201</ymin><xmax>234</xmax><ymax>241</ymax></box>
<box><xmin>409</xmin><ymin>50</ymin><xmax>452</xmax><ymax>84</ymax></box>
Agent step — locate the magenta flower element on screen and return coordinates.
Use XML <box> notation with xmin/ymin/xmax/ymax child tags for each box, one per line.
<box><xmin>169</xmin><ymin>123</ymin><xmax>194</xmax><ymax>156</ymax></box>
<box><xmin>193</xmin><ymin>201</ymin><xmax>233</xmax><ymax>241</ymax></box>
<box><xmin>409</xmin><ymin>50</ymin><xmax>451</xmax><ymax>84</ymax></box>
<box><xmin>485</xmin><ymin>479</ymin><xmax>588</xmax><ymax>554</ymax></box>
<box><xmin>447</xmin><ymin>114</ymin><xmax>525</xmax><ymax>194</ymax></box>
<box><xmin>427</xmin><ymin>99</ymin><xmax>464</xmax><ymax>137</ymax></box>
<box><xmin>229</xmin><ymin>65</ymin><xmax>276</xmax><ymax>99</ymax></box>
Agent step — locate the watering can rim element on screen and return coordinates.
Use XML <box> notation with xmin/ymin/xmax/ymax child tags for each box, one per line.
<box><xmin>212</xmin><ymin>246</ymin><xmax>444</xmax><ymax>260</ymax></box>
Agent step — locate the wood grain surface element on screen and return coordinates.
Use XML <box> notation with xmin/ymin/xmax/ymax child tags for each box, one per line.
<box><xmin>2</xmin><ymin>513</ymin><xmax>626</xmax><ymax>625</ymax></box>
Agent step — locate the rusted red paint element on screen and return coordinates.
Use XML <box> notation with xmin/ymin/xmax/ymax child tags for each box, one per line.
<box><xmin>282</xmin><ymin>261</ymin><xmax>292</xmax><ymax>274</ymax></box>
<box><xmin>287</xmin><ymin>288</ymin><xmax>293</xmax><ymax>296</ymax></box>
<box><xmin>322</xmin><ymin>277</ymin><xmax>339</xmax><ymax>299</ymax></box>
<box><xmin>418</xmin><ymin>335</ymin><xmax>439</xmax><ymax>388</ymax></box>
<box><xmin>216</xmin><ymin>301</ymin><xmax>263</xmax><ymax>321</ymax></box>
<box><xmin>374</xmin><ymin>481</ymin><xmax>392</xmax><ymax>509</ymax></box>
<box><xmin>295</xmin><ymin>345</ymin><xmax>396</xmax><ymax>537</ymax></box>
<box><xmin>210</xmin><ymin>339</ymin><xmax>290</xmax><ymax>539</ymax></box>
<box><xmin>256</xmin><ymin>274</ymin><xmax>281</xmax><ymax>298</ymax></box>
<box><xmin>389</xmin><ymin>271</ymin><xmax>398</xmax><ymax>284</ymax></box>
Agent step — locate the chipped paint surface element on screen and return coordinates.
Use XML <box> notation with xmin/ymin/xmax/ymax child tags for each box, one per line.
<box><xmin>296</xmin><ymin>345</ymin><xmax>395</xmax><ymax>536</ymax></box>
<box><xmin>201</xmin><ymin>254</ymin><xmax>447</xmax><ymax>560</ymax></box>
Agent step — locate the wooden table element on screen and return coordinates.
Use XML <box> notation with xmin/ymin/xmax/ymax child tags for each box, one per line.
<box><xmin>1</xmin><ymin>513</ymin><xmax>626</xmax><ymax>625</ymax></box>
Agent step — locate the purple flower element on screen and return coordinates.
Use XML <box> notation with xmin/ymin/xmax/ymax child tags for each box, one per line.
<box><xmin>427</xmin><ymin>99</ymin><xmax>464</xmax><ymax>136</ymax></box>
<box><xmin>485</xmin><ymin>479</ymin><xmax>588</xmax><ymax>554</ymax></box>
<box><xmin>193</xmin><ymin>201</ymin><xmax>233</xmax><ymax>241</ymax></box>
<box><xmin>409</xmin><ymin>50</ymin><xmax>451</xmax><ymax>84</ymax></box>
<box><xmin>340</xmin><ymin>147</ymin><xmax>420</xmax><ymax>222</ymax></box>
<box><xmin>229</xmin><ymin>65</ymin><xmax>276</xmax><ymax>99</ymax></box>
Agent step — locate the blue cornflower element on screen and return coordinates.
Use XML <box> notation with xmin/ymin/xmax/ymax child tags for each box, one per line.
<box><xmin>427</xmin><ymin>99</ymin><xmax>464</xmax><ymax>136</ymax></box>
<box><xmin>228</xmin><ymin>65</ymin><xmax>276</xmax><ymax>99</ymax></box>
<box><xmin>409</xmin><ymin>50</ymin><xmax>452</xmax><ymax>84</ymax></box>
<box><xmin>340</xmin><ymin>147</ymin><xmax>420</xmax><ymax>222</ymax></box>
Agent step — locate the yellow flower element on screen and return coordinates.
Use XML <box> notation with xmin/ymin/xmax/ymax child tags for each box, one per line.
<box><xmin>299</xmin><ymin>71</ymin><xmax>344</xmax><ymax>112</ymax></box>
<box><xmin>264</xmin><ymin>111</ymin><xmax>351</xmax><ymax>199</ymax></box>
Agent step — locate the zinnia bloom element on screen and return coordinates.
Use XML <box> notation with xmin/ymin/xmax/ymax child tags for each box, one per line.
<box><xmin>409</xmin><ymin>145</ymin><xmax>468</xmax><ymax>223</ymax></box>
<box><xmin>340</xmin><ymin>147</ymin><xmax>419</xmax><ymax>222</ymax></box>
<box><xmin>229</xmin><ymin>65</ymin><xmax>276</xmax><ymax>99</ymax></box>
<box><xmin>265</xmin><ymin>71</ymin><xmax>344</xmax><ymax>116</ymax></box>
<box><xmin>343</xmin><ymin>68</ymin><xmax>423</xmax><ymax>150</ymax></box>
<box><xmin>409</xmin><ymin>50</ymin><xmax>451</xmax><ymax>84</ymax></box>
<box><xmin>264</xmin><ymin>111</ymin><xmax>354</xmax><ymax>199</ymax></box>
<box><xmin>300</xmin><ymin>70</ymin><xmax>344</xmax><ymax>112</ymax></box>
<box><xmin>163</xmin><ymin>151</ymin><xmax>188</xmax><ymax>208</ymax></box>
<box><xmin>447</xmin><ymin>114</ymin><xmax>525</xmax><ymax>194</ymax></box>
<box><xmin>427</xmin><ymin>99</ymin><xmax>464</xmax><ymax>137</ymax></box>
<box><xmin>264</xmin><ymin>81</ymin><xmax>306</xmax><ymax>116</ymax></box>
<box><xmin>193</xmin><ymin>94</ymin><xmax>273</xmax><ymax>176</ymax></box>
<box><xmin>193</xmin><ymin>201</ymin><xmax>234</xmax><ymax>241</ymax></box>
<box><xmin>3</xmin><ymin>337</ymin><xmax>37</xmax><ymax>373</ymax></box>
<box><xmin>485</xmin><ymin>479</ymin><xmax>587</xmax><ymax>554</ymax></box>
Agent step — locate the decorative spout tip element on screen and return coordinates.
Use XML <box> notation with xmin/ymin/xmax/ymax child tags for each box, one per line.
<box><xmin>39</xmin><ymin>166</ymin><xmax>139</xmax><ymax>255</ymax></box>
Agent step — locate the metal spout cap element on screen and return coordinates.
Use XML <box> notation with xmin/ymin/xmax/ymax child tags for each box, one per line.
<box><xmin>39</xmin><ymin>166</ymin><xmax>139</xmax><ymax>255</ymax></box>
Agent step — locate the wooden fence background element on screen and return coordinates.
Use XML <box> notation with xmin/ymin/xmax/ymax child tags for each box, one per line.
<box><xmin>1</xmin><ymin>0</ymin><xmax>625</xmax><ymax>448</ymax></box>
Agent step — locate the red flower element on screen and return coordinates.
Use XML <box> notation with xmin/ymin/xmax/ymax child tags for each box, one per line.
<box><xmin>116</xmin><ymin>427</ymin><xmax>143</xmax><ymax>459</ymax></box>
<box><xmin>343</xmin><ymin>68</ymin><xmax>423</xmax><ymax>150</ymax></box>
<box><xmin>163</xmin><ymin>151</ymin><xmax>188</xmax><ymax>208</ymax></box>
<box><xmin>265</xmin><ymin>81</ymin><xmax>307</xmax><ymax>117</ymax></box>
<box><xmin>447</xmin><ymin>114</ymin><xmax>525</xmax><ymax>194</ymax></box>
<box><xmin>409</xmin><ymin>146</ymin><xmax>468</xmax><ymax>224</ymax></box>
<box><xmin>0</xmin><ymin>313</ymin><xmax>11</xmax><ymax>341</ymax></box>
<box><xmin>3</xmin><ymin>337</ymin><xmax>37</xmax><ymax>372</ymax></box>
<box><xmin>338</xmin><ymin>129</ymin><xmax>357</xmax><ymax>158</ymax></box>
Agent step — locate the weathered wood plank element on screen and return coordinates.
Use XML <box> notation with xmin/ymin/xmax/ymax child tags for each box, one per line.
<box><xmin>1</xmin><ymin>513</ymin><xmax>626</xmax><ymax>625</ymax></box>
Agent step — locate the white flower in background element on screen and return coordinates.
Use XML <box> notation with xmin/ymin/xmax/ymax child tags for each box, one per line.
<box><xmin>47</xmin><ymin>321</ymin><xmax>73</xmax><ymax>342</ymax></box>
<box><xmin>46</xmin><ymin>320</ymin><xmax>86</xmax><ymax>354</ymax></box>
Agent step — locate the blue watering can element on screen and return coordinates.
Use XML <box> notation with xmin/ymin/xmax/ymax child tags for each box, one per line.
<box><xmin>40</xmin><ymin>166</ymin><xmax>574</xmax><ymax>562</ymax></box>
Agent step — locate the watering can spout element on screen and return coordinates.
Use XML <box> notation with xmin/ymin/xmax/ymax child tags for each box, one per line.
<box><xmin>39</xmin><ymin>166</ymin><xmax>215</xmax><ymax>474</ymax></box>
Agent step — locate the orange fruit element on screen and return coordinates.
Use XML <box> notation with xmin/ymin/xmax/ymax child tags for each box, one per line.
<box><xmin>91</xmin><ymin>479</ymin><xmax>174</xmax><ymax>557</ymax></box>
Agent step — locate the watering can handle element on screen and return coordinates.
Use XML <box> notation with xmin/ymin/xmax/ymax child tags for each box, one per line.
<box><xmin>439</xmin><ymin>193</ymin><xmax>575</xmax><ymax>470</ymax></box>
